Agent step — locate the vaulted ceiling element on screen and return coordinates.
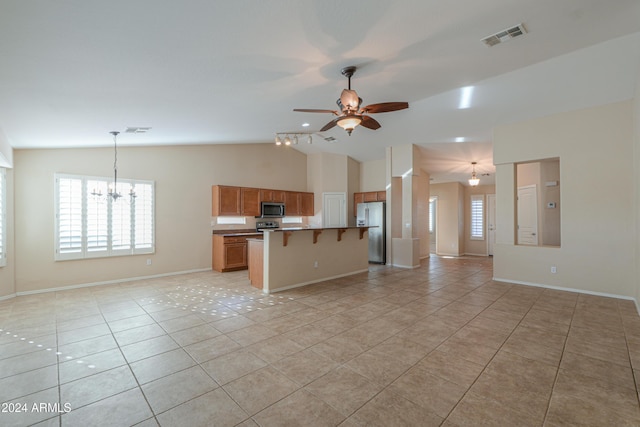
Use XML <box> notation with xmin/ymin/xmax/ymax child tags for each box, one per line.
<box><xmin>1</xmin><ymin>1</ymin><xmax>639</xmax><ymax>185</ymax></box>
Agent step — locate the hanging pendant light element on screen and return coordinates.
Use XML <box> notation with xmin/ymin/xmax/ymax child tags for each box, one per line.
<box><xmin>91</xmin><ymin>131</ymin><xmax>135</xmax><ymax>201</ymax></box>
<box><xmin>468</xmin><ymin>162</ymin><xmax>480</xmax><ymax>187</ymax></box>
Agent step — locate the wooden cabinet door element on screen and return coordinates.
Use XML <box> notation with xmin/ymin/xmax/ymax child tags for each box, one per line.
<box><xmin>300</xmin><ymin>192</ymin><xmax>314</xmax><ymax>216</ymax></box>
<box><xmin>354</xmin><ymin>193</ymin><xmax>364</xmax><ymax>216</ymax></box>
<box><xmin>260</xmin><ymin>189</ymin><xmax>286</xmax><ymax>203</ymax></box>
<box><xmin>212</xmin><ymin>185</ymin><xmax>241</xmax><ymax>215</ymax></box>
<box><xmin>363</xmin><ymin>192</ymin><xmax>378</xmax><ymax>202</ymax></box>
<box><xmin>285</xmin><ymin>191</ymin><xmax>300</xmax><ymax>215</ymax></box>
<box><xmin>224</xmin><ymin>243</ymin><xmax>247</xmax><ymax>269</ymax></box>
<box><xmin>376</xmin><ymin>191</ymin><xmax>386</xmax><ymax>201</ymax></box>
<box><xmin>241</xmin><ymin>187</ymin><xmax>261</xmax><ymax>216</ymax></box>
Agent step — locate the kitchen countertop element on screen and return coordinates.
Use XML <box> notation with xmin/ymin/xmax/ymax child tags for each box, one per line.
<box><xmin>212</xmin><ymin>229</ymin><xmax>262</xmax><ymax>236</ymax></box>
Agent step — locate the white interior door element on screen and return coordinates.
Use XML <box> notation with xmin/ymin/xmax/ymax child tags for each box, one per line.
<box><xmin>323</xmin><ymin>192</ymin><xmax>346</xmax><ymax>227</ymax></box>
<box><xmin>487</xmin><ymin>194</ymin><xmax>496</xmax><ymax>255</ymax></box>
<box><xmin>517</xmin><ymin>185</ymin><xmax>538</xmax><ymax>245</ymax></box>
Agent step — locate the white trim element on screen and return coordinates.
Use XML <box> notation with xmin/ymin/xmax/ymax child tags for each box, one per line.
<box><xmin>464</xmin><ymin>252</ymin><xmax>489</xmax><ymax>257</ymax></box>
<box><xmin>493</xmin><ymin>276</ymin><xmax>639</xmax><ymax>312</ymax></box>
<box><xmin>15</xmin><ymin>268</ymin><xmax>211</xmax><ymax>296</ymax></box>
<box><xmin>0</xmin><ymin>293</ymin><xmax>16</xmax><ymax>301</ymax></box>
<box><xmin>391</xmin><ymin>263</ymin><xmax>420</xmax><ymax>269</ymax></box>
<box><xmin>264</xmin><ymin>269</ymin><xmax>369</xmax><ymax>294</ymax></box>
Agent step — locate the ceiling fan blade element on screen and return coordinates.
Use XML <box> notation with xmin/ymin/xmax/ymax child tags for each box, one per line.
<box><xmin>360</xmin><ymin>115</ymin><xmax>381</xmax><ymax>130</ymax></box>
<box><xmin>320</xmin><ymin>117</ymin><xmax>340</xmax><ymax>132</ymax></box>
<box><xmin>294</xmin><ymin>108</ymin><xmax>339</xmax><ymax>114</ymax></box>
<box><xmin>339</xmin><ymin>89</ymin><xmax>361</xmax><ymax>110</ymax></box>
<box><xmin>361</xmin><ymin>102</ymin><xmax>409</xmax><ymax>114</ymax></box>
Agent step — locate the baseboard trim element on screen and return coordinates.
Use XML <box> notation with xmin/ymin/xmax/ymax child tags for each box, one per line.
<box><xmin>15</xmin><ymin>268</ymin><xmax>212</xmax><ymax>297</ymax></box>
<box><xmin>464</xmin><ymin>252</ymin><xmax>489</xmax><ymax>257</ymax></box>
<box><xmin>492</xmin><ymin>276</ymin><xmax>639</xmax><ymax>314</ymax></box>
<box><xmin>0</xmin><ymin>293</ymin><xmax>17</xmax><ymax>302</ymax></box>
<box><xmin>265</xmin><ymin>269</ymin><xmax>370</xmax><ymax>294</ymax></box>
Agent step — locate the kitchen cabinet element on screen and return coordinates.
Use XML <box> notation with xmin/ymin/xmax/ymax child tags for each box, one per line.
<box><xmin>213</xmin><ymin>185</ymin><xmax>314</xmax><ymax>217</ymax></box>
<box><xmin>212</xmin><ymin>186</ymin><xmax>241</xmax><ymax>216</ymax></box>
<box><xmin>213</xmin><ymin>234</ymin><xmax>263</xmax><ymax>272</ymax></box>
<box><xmin>284</xmin><ymin>191</ymin><xmax>301</xmax><ymax>215</ymax></box>
<box><xmin>260</xmin><ymin>189</ymin><xmax>285</xmax><ymax>203</ymax></box>
<box><xmin>242</xmin><ymin>187</ymin><xmax>261</xmax><ymax>216</ymax></box>
<box><xmin>300</xmin><ymin>192</ymin><xmax>314</xmax><ymax>216</ymax></box>
<box><xmin>353</xmin><ymin>191</ymin><xmax>386</xmax><ymax>216</ymax></box>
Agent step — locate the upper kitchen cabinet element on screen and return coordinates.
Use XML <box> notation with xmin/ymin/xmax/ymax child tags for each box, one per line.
<box><xmin>212</xmin><ymin>185</ymin><xmax>241</xmax><ymax>215</ymax></box>
<box><xmin>284</xmin><ymin>191</ymin><xmax>301</xmax><ymax>215</ymax></box>
<box><xmin>260</xmin><ymin>189</ymin><xmax>286</xmax><ymax>203</ymax></box>
<box><xmin>353</xmin><ymin>191</ymin><xmax>386</xmax><ymax>215</ymax></box>
<box><xmin>300</xmin><ymin>192</ymin><xmax>314</xmax><ymax>216</ymax></box>
<box><xmin>241</xmin><ymin>187</ymin><xmax>261</xmax><ymax>216</ymax></box>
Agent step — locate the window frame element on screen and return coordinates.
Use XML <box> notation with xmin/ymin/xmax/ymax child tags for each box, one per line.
<box><xmin>470</xmin><ymin>194</ymin><xmax>485</xmax><ymax>241</ymax></box>
<box><xmin>54</xmin><ymin>173</ymin><xmax>155</xmax><ymax>261</ymax></box>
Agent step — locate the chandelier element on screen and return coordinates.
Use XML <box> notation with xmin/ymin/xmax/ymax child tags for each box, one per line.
<box><xmin>274</xmin><ymin>132</ymin><xmax>313</xmax><ymax>146</ymax></box>
<box><xmin>91</xmin><ymin>131</ymin><xmax>135</xmax><ymax>201</ymax></box>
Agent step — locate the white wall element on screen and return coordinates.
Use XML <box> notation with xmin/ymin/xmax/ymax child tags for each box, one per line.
<box><xmin>494</xmin><ymin>100</ymin><xmax>635</xmax><ymax>298</ymax></box>
<box><xmin>12</xmin><ymin>143</ymin><xmax>308</xmax><ymax>294</ymax></box>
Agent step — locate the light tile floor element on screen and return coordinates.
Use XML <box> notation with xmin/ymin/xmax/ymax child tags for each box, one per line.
<box><xmin>1</xmin><ymin>256</ymin><xmax>640</xmax><ymax>426</ymax></box>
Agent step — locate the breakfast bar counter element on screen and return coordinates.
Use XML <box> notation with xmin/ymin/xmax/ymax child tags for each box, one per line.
<box><xmin>248</xmin><ymin>227</ymin><xmax>371</xmax><ymax>293</ymax></box>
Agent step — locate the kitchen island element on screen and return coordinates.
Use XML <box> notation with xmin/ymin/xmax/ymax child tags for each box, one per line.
<box><xmin>248</xmin><ymin>227</ymin><xmax>370</xmax><ymax>293</ymax></box>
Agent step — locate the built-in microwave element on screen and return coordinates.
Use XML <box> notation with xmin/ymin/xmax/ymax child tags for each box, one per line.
<box><xmin>259</xmin><ymin>202</ymin><xmax>285</xmax><ymax>218</ymax></box>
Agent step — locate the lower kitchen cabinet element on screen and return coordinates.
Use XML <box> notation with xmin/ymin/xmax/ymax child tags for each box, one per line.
<box><xmin>213</xmin><ymin>235</ymin><xmax>250</xmax><ymax>272</ymax></box>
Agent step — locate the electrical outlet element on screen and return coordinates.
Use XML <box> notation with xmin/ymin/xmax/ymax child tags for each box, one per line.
<box><xmin>550</xmin><ymin>266</ymin><xmax>557</xmax><ymax>274</ymax></box>
<box><xmin>146</xmin><ymin>259</ymin><xmax>152</xmax><ymax>266</ymax></box>
<box><xmin>314</xmin><ymin>261</ymin><xmax>318</xmax><ymax>268</ymax></box>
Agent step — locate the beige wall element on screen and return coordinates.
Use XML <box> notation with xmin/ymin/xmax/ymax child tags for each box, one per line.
<box><xmin>360</xmin><ymin>159</ymin><xmax>386</xmax><ymax>192</ymax></box>
<box><xmin>0</xmin><ymin>167</ymin><xmax>15</xmax><ymax>298</ymax></box>
<box><xmin>264</xmin><ymin>229</ymin><xmax>369</xmax><ymax>292</ymax></box>
<box><xmin>494</xmin><ymin>100</ymin><xmax>635</xmax><ymax>297</ymax></box>
<box><xmin>635</xmin><ymin>66</ymin><xmax>640</xmax><ymax>305</ymax></box>
<box><xmin>306</xmin><ymin>153</ymin><xmax>359</xmax><ymax>226</ymax></box>
<box><xmin>12</xmin><ymin>143</ymin><xmax>307</xmax><ymax>293</ymax></box>
<box><xmin>464</xmin><ymin>184</ymin><xmax>496</xmax><ymax>256</ymax></box>
<box><xmin>430</xmin><ymin>182</ymin><xmax>464</xmax><ymax>256</ymax></box>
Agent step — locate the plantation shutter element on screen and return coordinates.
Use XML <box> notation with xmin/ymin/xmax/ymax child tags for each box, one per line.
<box><xmin>134</xmin><ymin>182</ymin><xmax>154</xmax><ymax>252</ymax></box>
<box><xmin>57</xmin><ymin>176</ymin><xmax>84</xmax><ymax>256</ymax></box>
<box><xmin>470</xmin><ymin>194</ymin><xmax>484</xmax><ymax>240</ymax></box>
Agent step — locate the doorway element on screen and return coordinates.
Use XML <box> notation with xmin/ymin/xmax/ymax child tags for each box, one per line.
<box><xmin>323</xmin><ymin>192</ymin><xmax>346</xmax><ymax>227</ymax></box>
<box><xmin>487</xmin><ymin>194</ymin><xmax>496</xmax><ymax>255</ymax></box>
<box><xmin>429</xmin><ymin>196</ymin><xmax>437</xmax><ymax>254</ymax></box>
<box><xmin>517</xmin><ymin>185</ymin><xmax>538</xmax><ymax>245</ymax></box>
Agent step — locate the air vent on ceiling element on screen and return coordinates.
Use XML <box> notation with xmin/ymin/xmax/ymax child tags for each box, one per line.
<box><xmin>481</xmin><ymin>23</ymin><xmax>527</xmax><ymax>47</ymax></box>
<box><xmin>324</xmin><ymin>136</ymin><xmax>337</xmax><ymax>143</ymax></box>
<box><xmin>125</xmin><ymin>127</ymin><xmax>152</xmax><ymax>134</ymax></box>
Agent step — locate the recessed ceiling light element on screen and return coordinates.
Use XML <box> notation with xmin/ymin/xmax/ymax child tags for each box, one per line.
<box><xmin>455</xmin><ymin>137</ymin><xmax>465</xmax><ymax>142</ymax></box>
<box><xmin>301</xmin><ymin>123</ymin><xmax>310</xmax><ymax>127</ymax></box>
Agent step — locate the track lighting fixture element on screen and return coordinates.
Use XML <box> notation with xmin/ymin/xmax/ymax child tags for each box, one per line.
<box><xmin>274</xmin><ymin>131</ymin><xmax>318</xmax><ymax>146</ymax></box>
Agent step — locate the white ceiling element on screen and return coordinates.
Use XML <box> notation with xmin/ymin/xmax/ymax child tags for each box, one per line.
<box><xmin>1</xmin><ymin>0</ymin><xmax>639</xmax><ymax>185</ymax></box>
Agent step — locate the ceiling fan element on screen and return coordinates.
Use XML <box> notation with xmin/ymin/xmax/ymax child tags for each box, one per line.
<box><xmin>294</xmin><ymin>66</ymin><xmax>409</xmax><ymax>136</ymax></box>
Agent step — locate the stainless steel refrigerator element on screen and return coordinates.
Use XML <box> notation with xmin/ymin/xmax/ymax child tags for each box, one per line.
<box><xmin>356</xmin><ymin>202</ymin><xmax>386</xmax><ymax>264</ymax></box>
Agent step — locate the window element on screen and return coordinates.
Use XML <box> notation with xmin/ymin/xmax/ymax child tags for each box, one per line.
<box><xmin>470</xmin><ymin>194</ymin><xmax>484</xmax><ymax>240</ymax></box>
<box><xmin>55</xmin><ymin>173</ymin><xmax>154</xmax><ymax>260</ymax></box>
<box><xmin>0</xmin><ymin>168</ymin><xmax>6</xmax><ymax>267</ymax></box>
<box><xmin>429</xmin><ymin>197</ymin><xmax>436</xmax><ymax>234</ymax></box>
<box><xmin>216</xmin><ymin>217</ymin><xmax>246</xmax><ymax>225</ymax></box>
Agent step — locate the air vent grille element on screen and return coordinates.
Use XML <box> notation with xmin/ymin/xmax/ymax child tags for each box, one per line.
<box><xmin>125</xmin><ymin>127</ymin><xmax>152</xmax><ymax>134</ymax></box>
<box><xmin>481</xmin><ymin>23</ymin><xmax>527</xmax><ymax>47</ymax></box>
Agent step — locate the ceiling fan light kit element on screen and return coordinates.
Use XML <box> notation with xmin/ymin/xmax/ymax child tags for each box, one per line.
<box><xmin>294</xmin><ymin>65</ymin><xmax>408</xmax><ymax>136</ymax></box>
